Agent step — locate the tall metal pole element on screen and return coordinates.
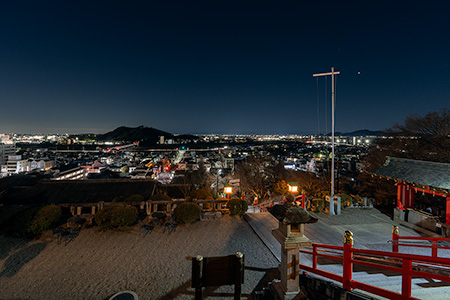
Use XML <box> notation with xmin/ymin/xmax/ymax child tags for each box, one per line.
<box><xmin>331</xmin><ymin>67</ymin><xmax>336</xmax><ymax>197</ymax></box>
<box><xmin>313</xmin><ymin>67</ymin><xmax>340</xmax><ymax>197</ymax></box>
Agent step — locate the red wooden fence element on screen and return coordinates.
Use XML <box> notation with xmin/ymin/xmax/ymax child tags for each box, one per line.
<box><xmin>299</xmin><ymin>231</ymin><xmax>450</xmax><ymax>300</ymax></box>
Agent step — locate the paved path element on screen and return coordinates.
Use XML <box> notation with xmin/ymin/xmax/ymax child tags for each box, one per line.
<box><xmin>245</xmin><ymin>208</ymin><xmax>450</xmax><ymax>300</ymax></box>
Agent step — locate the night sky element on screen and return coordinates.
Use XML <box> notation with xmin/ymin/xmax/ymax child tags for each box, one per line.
<box><xmin>1</xmin><ymin>1</ymin><xmax>449</xmax><ymax>135</ymax></box>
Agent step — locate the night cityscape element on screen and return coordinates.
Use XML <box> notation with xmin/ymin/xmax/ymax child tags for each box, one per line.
<box><xmin>0</xmin><ymin>1</ymin><xmax>449</xmax><ymax>300</ymax></box>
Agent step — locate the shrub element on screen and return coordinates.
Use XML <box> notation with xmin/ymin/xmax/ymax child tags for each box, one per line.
<box><xmin>227</xmin><ymin>198</ymin><xmax>248</xmax><ymax>216</ymax></box>
<box><xmin>28</xmin><ymin>205</ymin><xmax>62</xmax><ymax>237</ymax></box>
<box><xmin>124</xmin><ymin>194</ymin><xmax>145</xmax><ymax>202</ymax></box>
<box><xmin>150</xmin><ymin>194</ymin><xmax>172</xmax><ymax>201</ymax></box>
<box><xmin>173</xmin><ymin>202</ymin><xmax>201</xmax><ymax>225</ymax></box>
<box><xmin>311</xmin><ymin>198</ymin><xmax>325</xmax><ymax>213</ymax></box>
<box><xmin>338</xmin><ymin>193</ymin><xmax>353</xmax><ymax>207</ymax></box>
<box><xmin>112</xmin><ymin>196</ymin><xmax>125</xmax><ymax>202</ymax></box>
<box><xmin>95</xmin><ymin>205</ymin><xmax>138</xmax><ymax>229</ymax></box>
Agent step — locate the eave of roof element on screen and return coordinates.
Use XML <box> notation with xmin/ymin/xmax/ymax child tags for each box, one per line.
<box><xmin>368</xmin><ymin>157</ymin><xmax>450</xmax><ymax>191</ymax></box>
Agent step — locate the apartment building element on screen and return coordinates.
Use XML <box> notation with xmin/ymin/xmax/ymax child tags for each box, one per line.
<box><xmin>0</xmin><ymin>143</ymin><xmax>16</xmax><ymax>165</ymax></box>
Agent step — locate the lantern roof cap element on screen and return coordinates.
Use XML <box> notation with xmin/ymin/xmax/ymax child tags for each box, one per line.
<box><xmin>269</xmin><ymin>201</ymin><xmax>318</xmax><ymax>224</ymax></box>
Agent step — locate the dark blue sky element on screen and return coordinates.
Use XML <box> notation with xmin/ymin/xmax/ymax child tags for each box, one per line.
<box><xmin>1</xmin><ymin>1</ymin><xmax>449</xmax><ymax>134</ymax></box>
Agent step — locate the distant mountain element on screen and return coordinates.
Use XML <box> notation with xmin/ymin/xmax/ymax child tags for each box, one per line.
<box><xmin>342</xmin><ymin>129</ymin><xmax>380</xmax><ymax>136</ymax></box>
<box><xmin>325</xmin><ymin>129</ymin><xmax>380</xmax><ymax>136</ymax></box>
<box><xmin>98</xmin><ymin>126</ymin><xmax>173</xmax><ymax>145</ymax></box>
<box><xmin>98</xmin><ymin>126</ymin><xmax>199</xmax><ymax>146</ymax></box>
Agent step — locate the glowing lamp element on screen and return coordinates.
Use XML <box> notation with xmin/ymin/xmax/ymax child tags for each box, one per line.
<box><xmin>224</xmin><ymin>185</ymin><xmax>233</xmax><ymax>194</ymax></box>
<box><xmin>288</xmin><ymin>182</ymin><xmax>299</xmax><ymax>194</ymax></box>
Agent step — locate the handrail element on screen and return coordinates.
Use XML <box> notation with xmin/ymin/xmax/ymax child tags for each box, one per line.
<box><xmin>299</xmin><ymin>232</ymin><xmax>450</xmax><ymax>300</ymax></box>
<box><xmin>396</xmin><ymin>236</ymin><xmax>450</xmax><ymax>241</ymax></box>
<box><xmin>391</xmin><ymin>226</ymin><xmax>450</xmax><ymax>258</ymax></box>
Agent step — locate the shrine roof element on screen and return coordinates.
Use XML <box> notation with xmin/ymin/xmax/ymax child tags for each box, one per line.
<box><xmin>368</xmin><ymin>157</ymin><xmax>450</xmax><ymax>191</ymax></box>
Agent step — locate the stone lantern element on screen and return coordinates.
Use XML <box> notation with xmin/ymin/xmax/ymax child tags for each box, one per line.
<box><xmin>269</xmin><ymin>194</ymin><xmax>318</xmax><ymax>299</ymax></box>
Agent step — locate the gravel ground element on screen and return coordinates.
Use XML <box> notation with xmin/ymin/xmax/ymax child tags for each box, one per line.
<box><xmin>312</xmin><ymin>207</ymin><xmax>396</xmax><ymax>226</ymax></box>
<box><xmin>0</xmin><ymin>216</ymin><xmax>279</xmax><ymax>300</ymax></box>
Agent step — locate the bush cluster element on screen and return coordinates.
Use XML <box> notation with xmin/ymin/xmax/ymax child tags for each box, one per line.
<box><xmin>189</xmin><ymin>188</ymin><xmax>212</xmax><ymax>200</ymax></box>
<box><xmin>311</xmin><ymin>198</ymin><xmax>325</xmax><ymax>213</ymax></box>
<box><xmin>7</xmin><ymin>205</ymin><xmax>61</xmax><ymax>237</ymax></box>
<box><xmin>173</xmin><ymin>202</ymin><xmax>201</xmax><ymax>225</ymax></box>
<box><xmin>95</xmin><ymin>204</ymin><xmax>138</xmax><ymax>229</ymax></box>
<box><xmin>227</xmin><ymin>198</ymin><xmax>248</xmax><ymax>216</ymax></box>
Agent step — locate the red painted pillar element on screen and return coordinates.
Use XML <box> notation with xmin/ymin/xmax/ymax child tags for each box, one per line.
<box><xmin>343</xmin><ymin>231</ymin><xmax>353</xmax><ymax>291</ymax></box>
<box><xmin>301</xmin><ymin>194</ymin><xmax>306</xmax><ymax>209</ymax></box>
<box><xmin>397</xmin><ymin>182</ymin><xmax>405</xmax><ymax>210</ymax></box>
<box><xmin>404</xmin><ymin>185</ymin><xmax>415</xmax><ymax>209</ymax></box>
<box><xmin>446</xmin><ymin>196</ymin><xmax>450</xmax><ymax>225</ymax></box>
<box><xmin>409</xmin><ymin>186</ymin><xmax>415</xmax><ymax>209</ymax></box>
<box><xmin>405</xmin><ymin>185</ymin><xmax>410</xmax><ymax>208</ymax></box>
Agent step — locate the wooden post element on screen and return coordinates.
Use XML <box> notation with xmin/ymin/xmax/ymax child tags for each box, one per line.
<box><xmin>432</xmin><ymin>240</ymin><xmax>438</xmax><ymax>258</ymax></box>
<box><xmin>446</xmin><ymin>195</ymin><xmax>450</xmax><ymax>225</ymax></box>
<box><xmin>402</xmin><ymin>259</ymin><xmax>412</xmax><ymax>298</ymax></box>
<box><xmin>192</xmin><ymin>256</ymin><xmax>203</xmax><ymax>300</ymax></box>
<box><xmin>145</xmin><ymin>201</ymin><xmax>151</xmax><ymax>215</ymax></box>
<box><xmin>397</xmin><ymin>182</ymin><xmax>404</xmax><ymax>209</ymax></box>
<box><xmin>392</xmin><ymin>226</ymin><xmax>399</xmax><ymax>253</ymax></box>
<box><xmin>234</xmin><ymin>252</ymin><xmax>244</xmax><ymax>300</ymax></box>
<box><xmin>408</xmin><ymin>185</ymin><xmax>415</xmax><ymax>209</ymax></box>
<box><xmin>312</xmin><ymin>244</ymin><xmax>317</xmax><ymax>269</ymax></box>
<box><xmin>343</xmin><ymin>230</ymin><xmax>353</xmax><ymax>291</ymax></box>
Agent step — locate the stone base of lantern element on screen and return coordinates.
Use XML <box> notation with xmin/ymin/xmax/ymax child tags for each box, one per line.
<box><xmin>269</xmin><ymin>279</ymin><xmax>300</xmax><ymax>300</ymax></box>
<box><xmin>272</xmin><ymin>228</ymin><xmax>312</xmax><ymax>299</ymax></box>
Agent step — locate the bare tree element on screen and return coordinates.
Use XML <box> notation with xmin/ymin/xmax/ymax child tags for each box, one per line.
<box><xmin>294</xmin><ymin>171</ymin><xmax>328</xmax><ymax>197</ymax></box>
<box><xmin>366</xmin><ymin>109</ymin><xmax>450</xmax><ymax>169</ymax></box>
<box><xmin>235</xmin><ymin>155</ymin><xmax>281</xmax><ymax>202</ymax></box>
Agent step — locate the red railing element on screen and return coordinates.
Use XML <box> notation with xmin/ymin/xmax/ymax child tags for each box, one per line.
<box><xmin>299</xmin><ymin>232</ymin><xmax>450</xmax><ymax>300</ymax></box>
<box><xmin>391</xmin><ymin>227</ymin><xmax>450</xmax><ymax>259</ymax></box>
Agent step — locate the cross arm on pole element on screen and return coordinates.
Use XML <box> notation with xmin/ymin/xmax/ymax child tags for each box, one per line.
<box><xmin>313</xmin><ymin>71</ymin><xmax>340</xmax><ymax>77</ymax></box>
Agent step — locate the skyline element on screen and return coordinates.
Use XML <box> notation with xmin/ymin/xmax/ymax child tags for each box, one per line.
<box><xmin>1</xmin><ymin>1</ymin><xmax>449</xmax><ymax>135</ymax></box>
